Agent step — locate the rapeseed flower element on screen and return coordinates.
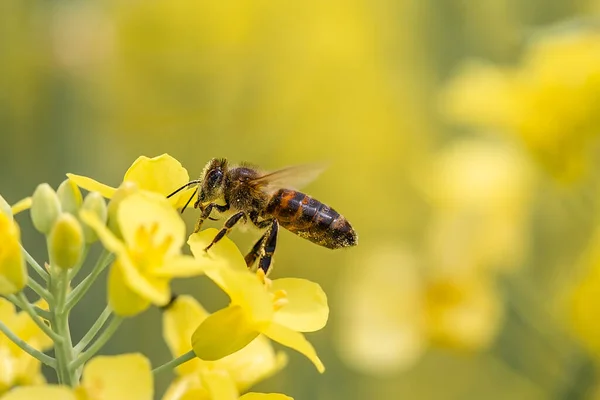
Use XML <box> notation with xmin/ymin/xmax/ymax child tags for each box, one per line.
<box><xmin>188</xmin><ymin>230</ymin><xmax>327</xmax><ymax>373</ymax></box>
<box><xmin>80</xmin><ymin>192</ymin><xmax>208</xmax><ymax>316</ymax></box>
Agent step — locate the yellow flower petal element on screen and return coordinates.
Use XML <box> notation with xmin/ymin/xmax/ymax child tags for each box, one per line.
<box><xmin>0</xmin><ymin>214</ymin><xmax>27</xmax><ymax>295</ymax></box>
<box><xmin>240</xmin><ymin>394</ymin><xmax>294</xmax><ymax>400</ymax></box>
<box><xmin>163</xmin><ymin>295</ymin><xmax>207</xmax><ymax>375</ymax></box>
<box><xmin>0</xmin><ymin>386</ymin><xmax>76</xmax><ymax>400</ymax></box>
<box><xmin>151</xmin><ymin>255</ymin><xmax>209</xmax><ymax>278</ymax></box>
<box><xmin>79</xmin><ymin>353</ymin><xmax>153</xmax><ymax>400</ymax></box>
<box><xmin>108</xmin><ymin>262</ymin><xmax>151</xmax><ymax>317</ymax></box>
<box><xmin>116</xmin><ymin>256</ymin><xmax>171</xmax><ymax>308</ymax></box>
<box><xmin>118</xmin><ymin>192</ymin><xmax>185</xmax><ymax>256</ymax></box>
<box><xmin>123</xmin><ymin>154</ymin><xmax>190</xmax><ymax>206</ymax></box>
<box><xmin>202</xmin><ymin>264</ymin><xmax>273</xmax><ymax>324</ymax></box>
<box><xmin>192</xmin><ymin>306</ymin><xmax>260</xmax><ymax>361</ymax></box>
<box><xmin>162</xmin><ymin>375</ymin><xmax>208</xmax><ymax>400</ymax></box>
<box><xmin>217</xmin><ymin>335</ymin><xmax>288</xmax><ymax>392</ymax></box>
<box><xmin>188</xmin><ymin>229</ymin><xmax>248</xmax><ymax>271</ymax></box>
<box><xmin>201</xmin><ymin>369</ymin><xmax>238</xmax><ymax>400</ymax></box>
<box><xmin>66</xmin><ymin>173</ymin><xmax>117</xmax><ymax>199</ymax></box>
<box><xmin>10</xmin><ymin>197</ymin><xmax>32</xmax><ymax>215</ymax></box>
<box><xmin>271</xmin><ymin>278</ymin><xmax>328</xmax><ymax>333</ymax></box>
<box><xmin>262</xmin><ymin>322</ymin><xmax>324</xmax><ymax>373</ymax></box>
<box><xmin>79</xmin><ymin>210</ymin><xmax>126</xmax><ymax>256</ymax></box>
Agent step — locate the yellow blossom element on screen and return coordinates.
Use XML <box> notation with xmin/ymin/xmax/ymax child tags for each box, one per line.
<box><xmin>188</xmin><ymin>229</ymin><xmax>327</xmax><ymax>373</ymax></box>
<box><xmin>162</xmin><ymin>295</ymin><xmax>288</xmax><ymax>400</ymax></box>
<box><xmin>80</xmin><ymin>191</ymin><xmax>208</xmax><ymax>316</ymax></box>
<box><xmin>440</xmin><ymin>29</ymin><xmax>600</xmax><ymax>180</ymax></box>
<box><xmin>422</xmin><ymin>138</ymin><xmax>533</xmax><ymax>274</ymax></box>
<box><xmin>335</xmin><ymin>244</ymin><xmax>503</xmax><ymax>376</ymax></box>
<box><xmin>0</xmin><ymin>353</ymin><xmax>153</xmax><ymax>400</ymax></box>
<box><xmin>0</xmin><ymin>298</ymin><xmax>53</xmax><ymax>394</ymax></box>
<box><xmin>67</xmin><ymin>154</ymin><xmax>195</xmax><ymax>208</ymax></box>
<box><xmin>0</xmin><ymin>213</ymin><xmax>27</xmax><ymax>295</ymax></box>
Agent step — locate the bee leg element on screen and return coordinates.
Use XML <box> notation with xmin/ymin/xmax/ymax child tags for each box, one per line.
<box><xmin>193</xmin><ymin>202</ymin><xmax>229</xmax><ymax>233</ymax></box>
<box><xmin>204</xmin><ymin>211</ymin><xmax>246</xmax><ymax>251</ymax></box>
<box><xmin>256</xmin><ymin>219</ymin><xmax>279</xmax><ymax>275</ymax></box>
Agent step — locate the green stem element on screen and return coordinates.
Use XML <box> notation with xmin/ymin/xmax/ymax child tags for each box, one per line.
<box><xmin>66</xmin><ymin>250</ymin><xmax>113</xmax><ymax>312</ymax></box>
<box><xmin>71</xmin><ymin>315</ymin><xmax>122</xmax><ymax>370</ymax></box>
<box><xmin>152</xmin><ymin>350</ymin><xmax>196</xmax><ymax>375</ymax></box>
<box><xmin>22</xmin><ymin>245</ymin><xmax>49</xmax><ymax>282</ymax></box>
<box><xmin>33</xmin><ymin>306</ymin><xmax>52</xmax><ymax>320</ymax></box>
<box><xmin>27</xmin><ymin>278</ymin><xmax>52</xmax><ymax>302</ymax></box>
<box><xmin>9</xmin><ymin>293</ymin><xmax>62</xmax><ymax>343</ymax></box>
<box><xmin>50</xmin><ymin>266</ymin><xmax>77</xmax><ymax>386</ymax></box>
<box><xmin>0</xmin><ymin>319</ymin><xmax>56</xmax><ymax>368</ymax></box>
<box><xmin>74</xmin><ymin>305</ymin><xmax>112</xmax><ymax>353</ymax></box>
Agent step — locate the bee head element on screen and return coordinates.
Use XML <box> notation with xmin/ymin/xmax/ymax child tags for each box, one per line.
<box><xmin>197</xmin><ymin>158</ymin><xmax>227</xmax><ymax>204</ymax></box>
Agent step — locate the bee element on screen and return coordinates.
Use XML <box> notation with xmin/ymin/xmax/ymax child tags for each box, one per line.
<box><xmin>167</xmin><ymin>158</ymin><xmax>357</xmax><ymax>275</ymax></box>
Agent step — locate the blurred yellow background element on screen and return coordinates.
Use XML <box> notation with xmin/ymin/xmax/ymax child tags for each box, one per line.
<box><xmin>3</xmin><ymin>0</ymin><xmax>600</xmax><ymax>398</ymax></box>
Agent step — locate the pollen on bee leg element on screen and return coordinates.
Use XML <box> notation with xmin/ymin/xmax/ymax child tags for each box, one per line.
<box><xmin>272</xmin><ymin>289</ymin><xmax>289</xmax><ymax>311</ymax></box>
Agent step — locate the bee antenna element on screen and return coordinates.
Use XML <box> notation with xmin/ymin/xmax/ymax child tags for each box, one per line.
<box><xmin>166</xmin><ymin>180</ymin><xmax>201</xmax><ymax>199</ymax></box>
<box><xmin>180</xmin><ymin>186</ymin><xmax>198</xmax><ymax>214</ymax></box>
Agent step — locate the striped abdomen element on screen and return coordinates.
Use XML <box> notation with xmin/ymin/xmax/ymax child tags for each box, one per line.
<box><xmin>264</xmin><ymin>189</ymin><xmax>357</xmax><ymax>249</ymax></box>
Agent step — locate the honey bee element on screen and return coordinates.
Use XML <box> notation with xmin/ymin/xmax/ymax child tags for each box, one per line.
<box><xmin>167</xmin><ymin>158</ymin><xmax>357</xmax><ymax>274</ymax></box>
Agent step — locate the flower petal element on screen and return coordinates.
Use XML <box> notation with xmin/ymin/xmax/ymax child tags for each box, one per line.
<box><xmin>79</xmin><ymin>210</ymin><xmax>126</xmax><ymax>256</ymax></box>
<box><xmin>152</xmin><ymin>255</ymin><xmax>209</xmax><ymax>278</ymax></box>
<box><xmin>201</xmin><ymin>369</ymin><xmax>239</xmax><ymax>400</ymax></box>
<box><xmin>118</xmin><ymin>192</ymin><xmax>185</xmax><ymax>256</ymax></box>
<box><xmin>0</xmin><ymin>215</ymin><xmax>27</xmax><ymax>295</ymax></box>
<box><xmin>271</xmin><ymin>278</ymin><xmax>328</xmax><ymax>333</ymax></box>
<box><xmin>80</xmin><ymin>353</ymin><xmax>153</xmax><ymax>400</ymax></box>
<box><xmin>108</xmin><ymin>262</ymin><xmax>151</xmax><ymax>317</ymax></box>
<box><xmin>216</xmin><ymin>335</ymin><xmax>288</xmax><ymax>392</ymax></box>
<box><xmin>66</xmin><ymin>173</ymin><xmax>117</xmax><ymax>199</ymax></box>
<box><xmin>192</xmin><ymin>306</ymin><xmax>260</xmax><ymax>361</ymax></box>
<box><xmin>188</xmin><ymin>229</ymin><xmax>247</xmax><ymax>271</ymax></box>
<box><xmin>262</xmin><ymin>322</ymin><xmax>324</xmax><ymax>373</ymax></box>
<box><xmin>117</xmin><ymin>256</ymin><xmax>171</xmax><ymax>307</ymax></box>
<box><xmin>0</xmin><ymin>386</ymin><xmax>76</xmax><ymax>400</ymax></box>
<box><xmin>202</xmin><ymin>263</ymin><xmax>273</xmax><ymax>324</ymax></box>
<box><xmin>123</xmin><ymin>154</ymin><xmax>190</xmax><ymax>205</ymax></box>
<box><xmin>240</xmin><ymin>394</ymin><xmax>294</xmax><ymax>400</ymax></box>
<box><xmin>162</xmin><ymin>375</ymin><xmax>205</xmax><ymax>400</ymax></box>
<box><xmin>162</xmin><ymin>295</ymin><xmax>207</xmax><ymax>375</ymax></box>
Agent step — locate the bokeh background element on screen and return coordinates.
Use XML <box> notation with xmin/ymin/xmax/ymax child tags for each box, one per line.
<box><xmin>3</xmin><ymin>0</ymin><xmax>600</xmax><ymax>398</ymax></box>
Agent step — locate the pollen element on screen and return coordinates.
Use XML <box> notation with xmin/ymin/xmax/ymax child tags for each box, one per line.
<box><xmin>271</xmin><ymin>289</ymin><xmax>289</xmax><ymax>311</ymax></box>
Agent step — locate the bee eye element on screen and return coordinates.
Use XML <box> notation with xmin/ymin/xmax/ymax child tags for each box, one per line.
<box><xmin>206</xmin><ymin>170</ymin><xmax>223</xmax><ymax>187</ymax></box>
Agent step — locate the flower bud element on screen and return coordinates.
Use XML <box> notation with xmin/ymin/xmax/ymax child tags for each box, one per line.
<box><xmin>57</xmin><ymin>179</ymin><xmax>83</xmax><ymax>215</ymax></box>
<box><xmin>0</xmin><ymin>213</ymin><xmax>27</xmax><ymax>295</ymax></box>
<box><xmin>80</xmin><ymin>192</ymin><xmax>107</xmax><ymax>243</ymax></box>
<box><xmin>31</xmin><ymin>183</ymin><xmax>61</xmax><ymax>234</ymax></box>
<box><xmin>0</xmin><ymin>194</ymin><xmax>12</xmax><ymax>220</ymax></box>
<box><xmin>107</xmin><ymin>181</ymin><xmax>138</xmax><ymax>239</ymax></box>
<box><xmin>49</xmin><ymin>213</ymin><xmax>84</xmax><ymax>270</ymax></box>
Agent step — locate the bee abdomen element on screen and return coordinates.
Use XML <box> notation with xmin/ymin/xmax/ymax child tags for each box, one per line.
<box><xmin>265</xmin><ymin>189</ymin><xmax>357</xmax><ymax>249</ymax></box>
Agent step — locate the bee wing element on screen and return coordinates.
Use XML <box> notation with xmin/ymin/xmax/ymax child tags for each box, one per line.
<box><xmin>250</xmin><ymin>163</ymin><xmax>328</xmax><ymax>194</ymax></box>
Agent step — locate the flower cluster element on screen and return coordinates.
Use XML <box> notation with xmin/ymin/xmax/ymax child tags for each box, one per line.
<box><xmin>439</xmin><ymin>28</ymin><xmax>600</xmax><ymax>181</ymax></box>
<box><xmin>0</xmin><ymin>154</ymin><xmax>329</xmax><ymax>399</ymax></box>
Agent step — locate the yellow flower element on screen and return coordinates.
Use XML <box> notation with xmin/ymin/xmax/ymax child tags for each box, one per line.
<box><xmin>0</xmin><ymin>213</ymin><xmax>27</xmax><ymax>295</ymax></box>
<box><xmin>188</xmin><ymin>230</ymin><xmax>327</xmax><ymax>373</ymax></box>
<box><xmin>440</xmin><ymin>29</ymin><xmax>600</xmax><ymax>180</ymax></box>
<box><xmin>80</xmin><ymin>192</ymin><xmax>208</xmax><ymax>316</ymax></box>
<box><xmin>162</xmin><ymin>295</ymin><xmax>288</xmax><ymax>400</ymax></box>
<box><xmin>67</xmin><ymin>154</ymin><xmax>195</xmax><ymax>208</ymax></box>
<box><xmin>422</xmin><ymin>138</ymin><xmax>533</xmax><ymax>274</ymax></box>
<box><xmin>0</xmin><ymin>298</ymin><xmax>53</xmax><ymax>394</ymax></box>
<box><xmin>0</xmin><ymin>353</ymin><xmax>153</xmax><ymax>400</ymax></box>
<box><xmin>335</xmin><ymin>244</ymin><xmax>503</xmax><ymax>376</ymax></box>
